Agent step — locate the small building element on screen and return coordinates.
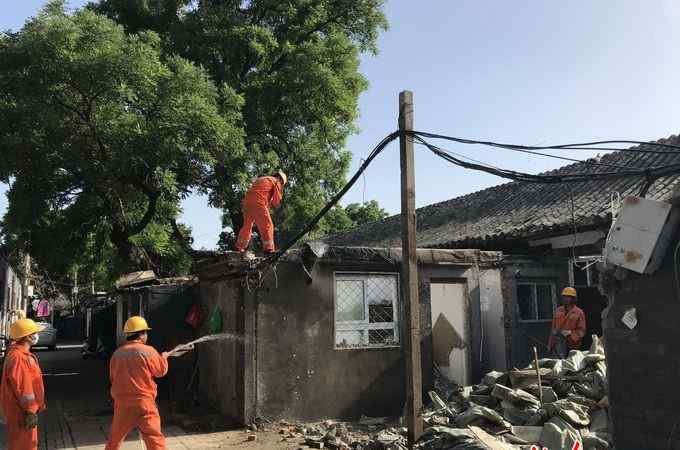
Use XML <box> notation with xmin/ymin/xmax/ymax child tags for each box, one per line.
<box><xmin>113</xmin><ymin>275</ymin><xmax>200</xmax><ymax>405</ymax></box>
<box><xmin>196</xmin><ymin>246</ymin><xmax>505</xmax><ymax>423</ymax></box>
<box><xmin>326</xmin><ymin>135</ymin><xmax>680</xmax><ymax>368</ymax></box>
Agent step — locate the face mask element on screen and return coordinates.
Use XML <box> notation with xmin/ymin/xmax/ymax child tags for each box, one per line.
<box><xmin>29</xmin><ymin>334</ymin><xmax>39</xmax><ymax>346</ymax></box>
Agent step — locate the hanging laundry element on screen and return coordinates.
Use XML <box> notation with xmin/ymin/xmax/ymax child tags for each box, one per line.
<box><xmin>35</xmin><ymin>299</ymin><xmax>51</xmax><ymax>318</ymax></box>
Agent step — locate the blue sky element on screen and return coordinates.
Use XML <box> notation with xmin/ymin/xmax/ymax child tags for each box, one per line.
<box><xmin>3</xmin><ymin>0</ymin><xmax>680</xmax><ymax>249</ymax></box>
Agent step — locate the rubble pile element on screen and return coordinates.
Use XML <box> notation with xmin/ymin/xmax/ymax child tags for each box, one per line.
<box><xmin>347</xmin><ymin>336</ymin><xmax>610</xmax><ymax>450</ymax></box>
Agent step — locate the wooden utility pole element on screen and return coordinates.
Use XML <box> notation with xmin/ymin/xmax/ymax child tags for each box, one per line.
<box><xmin>399</xmin><ymin>90</ymin><xmax>423</xmax><ymax>447</ymax></box>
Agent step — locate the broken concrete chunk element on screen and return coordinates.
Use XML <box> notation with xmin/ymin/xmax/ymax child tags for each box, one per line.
<box><xmin>483</xmin><ymin>370</ymin><xmax>509</xmax><ymax>387</ymax></box>
<box><xmin>419</xmin><ymin>427</ymin><xmax>488</xmax><ymax>450</ymax></box>
<box><xmin>491</xmin><ymin>384</ymin><xmax>513</xmax><ymax>401</ymax></box>
<box><xmin>455</xmin><ymin>405</ymin><xmax>510</xmax><ymax>429</ymax></box>
<box><xmin>468</xmin><ymin>425</ymin><xmax>514</xmax><ymax>450</ymax></box>
<box><xmin>511</xmin><ymin>425</ymin><xmax>543</xmax><ymax>443</ymax></box>
<box><xmin>508</xmin><ymin>368</ymin><xmax>553</xmax><ymax>389</ymax></box>
<box><xmin>469</xmin><ymin>394</ymin><xmax>498</xmax><ymax>408</ymax></box>
<box><xmin>373</xmin><ymin>429</ymin><xmax>407</xmax><ymax>450</ymax></box>
<box><xmin>501</xmin><ymin>400</ymin><xmax>540</xmax><ymax>425</ymax></box>
<box><xmin>492</xmin><ymin>384</ymin><xmax>540</xmax><ymax>407</ymax></box>
<box><xmin>543</xmin><ymin>399</ymin><xmax>591</xmax><ymax>427</ymax></box>
<box><xmin>472</xmin><ymin>384</ymin><xmax>493</xmax><ymax>396</ymax></box>
<box><xmin>566</xmin><ymin>394</ymin><xmax>598</xmax><ymax>410</ymax></box>
<box><xmin>539</xmin><ymin>417</ymin><xmax>582</xmax><ymax>450</ymax></box>
<box><xmin>524</xmin><ymin>385</ymin><xmax>558</xmax><ymax>403</ymax></box>
<box><xmin>581</xmin><ymin>430</ymin><xmax>611</xmax><ymax>449</ymax></box>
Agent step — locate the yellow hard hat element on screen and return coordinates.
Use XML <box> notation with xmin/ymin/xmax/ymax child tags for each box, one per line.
<box><xmin>9</xmin><ymin>319</ymin><xmax>43</xmax><ymax>340</ymax></box>
<box><xmin>123</xmin><ymin>316</ymin><xmax>151</xmax><ymax>334</ymax></box>
<box><xmin>276</xmin><ymin>170</ymin><xmax>288</xmax><ymax>185</ymax></box>
<box><xmin>561</xmin><ymin>287</ymin><xmax>577</xmax><ymax>298</ymax></box>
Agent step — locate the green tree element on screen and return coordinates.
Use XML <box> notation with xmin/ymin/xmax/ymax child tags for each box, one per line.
<box><xmin>345</xmin><ymin>200</ymin><xmax>389</xmax><ymax>226</ymax></box>
<box><xmin>0</xmin><ymin>2</ymin><xmax>244</xmax><ymax>281</ymax></box>
<box><xmin>91</xmin><ymin>0</ymin><xmax>389</xmax><ymax>247</ymax></box>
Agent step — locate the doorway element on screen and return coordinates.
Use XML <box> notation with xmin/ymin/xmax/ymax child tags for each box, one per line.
<box><xmin>430</xmin><ymin>282</ymin><xmax>471</xmax><ymax>386</ymax></box>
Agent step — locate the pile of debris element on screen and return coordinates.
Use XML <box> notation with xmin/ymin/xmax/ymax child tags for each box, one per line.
<box><xmin>343</xmin><ymin>336</ymin><xmax>610</xmax><ymax>450</ymax></box>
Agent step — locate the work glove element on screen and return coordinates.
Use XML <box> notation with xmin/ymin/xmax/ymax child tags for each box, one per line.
<box><xmin>23</xmin><ymin>412</ymin><xmax>38</xmax><ymax>429</ymax></box>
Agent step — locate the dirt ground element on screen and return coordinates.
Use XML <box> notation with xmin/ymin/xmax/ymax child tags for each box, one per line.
<box><xmin>209</xmin><ymin>428</ymin><xmax>308</xmax><ymax>449</ymax></box>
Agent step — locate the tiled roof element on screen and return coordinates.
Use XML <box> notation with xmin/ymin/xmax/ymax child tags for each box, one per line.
<box><xmin>325</xmin><ymin>135</ymin><xmax>680</xmax><ymax>248</ymax></box>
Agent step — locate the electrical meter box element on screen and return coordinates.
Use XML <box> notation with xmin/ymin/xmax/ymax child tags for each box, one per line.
<box><xmin>605</xmin><ymin>196</ymin><xmax>680</xmax><ymax>274</ymax></box>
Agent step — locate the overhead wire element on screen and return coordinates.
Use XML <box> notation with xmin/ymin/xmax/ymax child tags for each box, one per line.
<box><xmin>411</xmin><ymin>130</ymin><xmax>680</xmax><ymax>154</ymax></box>
<box><xmin>414</xmin><ymin>135</ymin><xmax>680</xmax><ymax>184</ymax></box>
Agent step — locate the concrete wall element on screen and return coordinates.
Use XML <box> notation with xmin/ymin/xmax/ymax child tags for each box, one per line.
<box><xmin>196</xmin><ymin>254</ymin><xmax>507</xmax><ymax>422</ymax></box>
<box><xmin>601</xmin><ymin>236</ymin><xmax>680</xmax><ymax>449</ymax></box>
<box><xmin>252</xmin><ymin>260</ymin><xmax>506</xmax><ymax>420</ymax></box>
<box><xmin>253</xmin><ymin>261</ymin><xmax>405</xmax><ymax>420</ymax></box>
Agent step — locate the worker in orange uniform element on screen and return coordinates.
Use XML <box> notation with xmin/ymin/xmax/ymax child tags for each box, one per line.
<box><xmin>0</xmin><ymin>319</ymin><xmax>46</xmax><ymax>450</ymax></box>
<box><xmin>235</xmin><ymin>170</ymin><xmax>288</xmax><ymax>254</ymax></box>
<box><xmin>548</xmin><ymin>287</ymin><xmax>587</xmax><ymax>358</ymax></box>
<box><xmin>105</xmin><ymin>316</ymin><xmax>169</xmax><ymax>450</ymax></box>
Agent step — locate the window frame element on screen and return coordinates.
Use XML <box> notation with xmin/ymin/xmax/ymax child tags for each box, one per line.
<box><xmin>569</xmin><ymin>256</ymin><xmax>600</xmax><ymax>288</ymax></box>
<box><xmin>516</xmin><ymin>280</ymin><xmax>557</xmax><ymax>323</ymax></box>
<box><xmin>333</xmin><ymin>272</ymin><xmax>401</xmax><ymax>350</ymax></box>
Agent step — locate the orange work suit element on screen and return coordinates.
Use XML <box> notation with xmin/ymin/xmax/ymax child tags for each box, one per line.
<box><xmin>0</xmin><ymin>343</ymin><xmax>45</xmax><ymax>450</ymax></box>
<box><xmin>548</xmin><ymin>305</ymin><xmax>587</xmax><ymax>350</ymax></box>
<box><xmin>105</xmin><ymin>340</ymin><xmax>168</xmax><ymax>450</ymax></box>
<box><xmin>235</xmin><ymin>176</ymin><xmax>284</xmax><ymax>252</ymax></box>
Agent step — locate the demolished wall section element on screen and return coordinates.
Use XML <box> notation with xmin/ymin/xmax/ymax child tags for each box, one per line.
<box><xmin>601</xmin><ymin>237</ymin><xmax>680</xmax><ymax>449</ymax></box>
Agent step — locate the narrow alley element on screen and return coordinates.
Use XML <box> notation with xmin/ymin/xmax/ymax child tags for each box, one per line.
<box><xmin>0</xmin><ymin>346</ymin><xmax>295</xmax><ymax>450</ymax></box>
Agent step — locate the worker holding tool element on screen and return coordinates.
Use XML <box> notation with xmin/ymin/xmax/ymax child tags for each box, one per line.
<box><xmin>548</xmin><ymin>287</ymin><xmax>586</xmax><ymax>358</ymax></box>
<box><xmin>105</xmin><ymin>316</ymin><xmax>169</xmax><ymax>450</ymax></box>
<box><xmin>235</xmin><ymin>170</ymin><xmax>288</xmax><ymax>254</ymax></box>
<box><xmin>0</xmin><ymin>318</ymin><xmax>45</xmax><ymax>450</ymax></box>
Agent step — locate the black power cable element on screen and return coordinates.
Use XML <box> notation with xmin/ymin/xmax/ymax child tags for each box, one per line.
<box><xmin>412</xmin><ymin>130</ymin><xmax>680</xmax><ymax>154</ymax></box>
<box><xmin>416</xmin><ymin>135</ymin><xmax>680</xmax><ymax>184</ymax></box>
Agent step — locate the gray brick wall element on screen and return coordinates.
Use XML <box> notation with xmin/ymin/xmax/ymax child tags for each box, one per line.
<box><xmin>602</xmin><ymin>239</ymin><xmax>680</xmax><ymax>450</ymax></box>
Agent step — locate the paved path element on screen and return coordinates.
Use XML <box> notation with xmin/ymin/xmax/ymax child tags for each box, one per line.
<box><xmin>0</xmin><ymin>346</ymin><xmax>234</xmax><ymax>449</ymax></box>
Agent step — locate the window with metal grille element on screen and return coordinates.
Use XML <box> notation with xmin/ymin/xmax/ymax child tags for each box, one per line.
<box><xmin>334</xmin><ymin>273</ymin><xmax>400</xmax><ymax>349</ymax></box>
<box><xmin>516</xmin><ymin>281</ymin><xmax>556</xmax><ymax>322</ymax></box>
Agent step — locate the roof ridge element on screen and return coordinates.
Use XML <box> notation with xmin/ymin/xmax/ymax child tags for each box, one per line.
<box><xmin>325</xmin><ymin>132</ymin><xmax>680</xmax><ymax>246</ymax></box>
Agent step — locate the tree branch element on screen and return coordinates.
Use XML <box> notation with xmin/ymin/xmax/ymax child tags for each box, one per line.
<box><xmin>125</xmin><ymin>190</ymin><xmax>160</xmax><ymax>237</ymax></box>
<box><xmin>170</xmin><ymin>218</ymin><xmax>199</xmax><ymax>258</ymax></box>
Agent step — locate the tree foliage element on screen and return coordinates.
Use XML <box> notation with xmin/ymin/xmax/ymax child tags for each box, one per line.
<box><xmin>0</xmin><ymin>2</ymin><xmax>244</xmax><ymax>283</ymax></box>
<box><xmin>91</xmin><ymin>0</ymin><xmax>389</xmax><ymax>245</ymax></box>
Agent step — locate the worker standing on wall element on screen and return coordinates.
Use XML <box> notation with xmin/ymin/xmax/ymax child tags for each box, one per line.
<box><xmin>235</xmin><ymin>170</ymin><xmax>288</xmax><ymax>254</ymax></box>
<box><xmin>105</xmin><ymin>316</ymin><xmax>169</xmax><ymax>450</ymax></box>
<box><xmin>548</xmin><ymin>287</ymin><xmax>586</xmax><ymax>358</ymax></box>
<box><xmin>0</xmin><ymin>319</ymin><xmax>46</xmax><ymax>450</ymax></box>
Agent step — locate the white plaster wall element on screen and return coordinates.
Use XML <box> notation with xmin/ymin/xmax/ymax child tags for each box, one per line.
<box><xmin>478</xmin><ymin>267</ymin><xmax>507</xmax><ymax>372</ymax></box>
<box><xmin>430</xmin><ymin>282</ymin><xmax>469</xmax><ymax>385</ymax></box>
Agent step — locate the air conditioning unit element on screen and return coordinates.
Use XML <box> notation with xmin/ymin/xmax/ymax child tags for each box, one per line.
<box><xmin>605</xmin><ymin>196</ymin><xmax>680</xmax><ymax>274</ymax></box>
